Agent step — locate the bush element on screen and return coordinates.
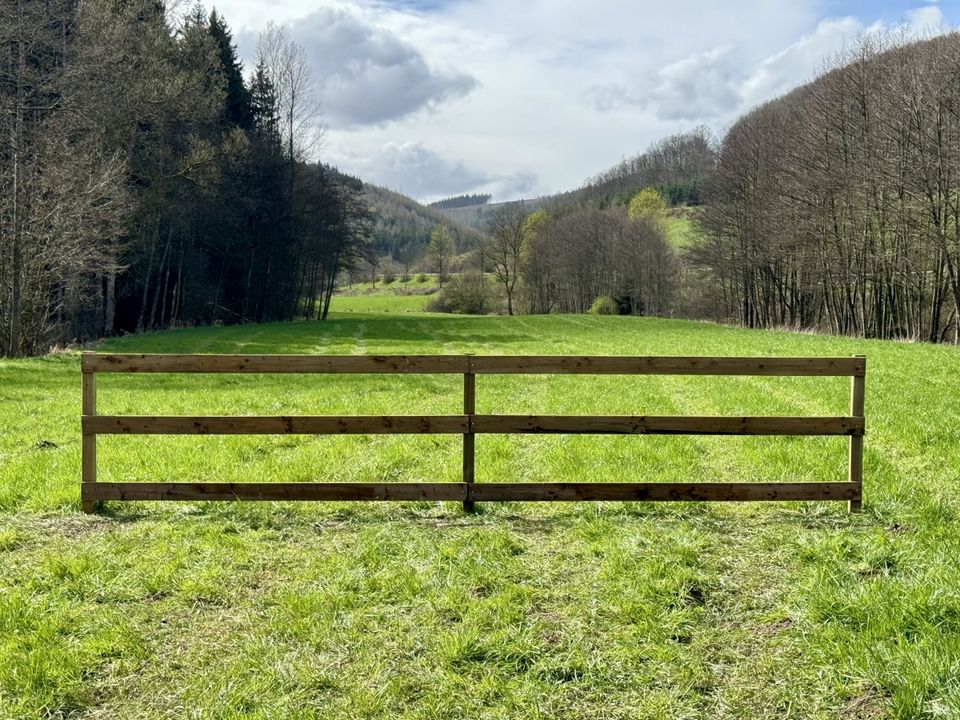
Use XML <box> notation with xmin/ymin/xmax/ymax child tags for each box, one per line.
<box><xmin>416</xmin><ymin>273</ymin><xmax>428</xmax><ymax>283</ymax></box>
<box><xmin>382</xmin><ymin>269</ymin><xmax>396</xmax><ymax>284</ymax></box>
<box><xmin>588</xmin><ymin>296</ymin><xmax>616</xmax><ymax>315</ymax></box>
<box><xmin>426</xmin><ymin>273</ymin><xmax>495</xmax><ymax>315</ymax></box>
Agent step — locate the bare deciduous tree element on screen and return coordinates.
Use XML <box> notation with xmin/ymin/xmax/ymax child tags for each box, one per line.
<box><xmin>486</xmin><ymin>202</ymin><xmax>531</xmax><ymax>316</ymax></box>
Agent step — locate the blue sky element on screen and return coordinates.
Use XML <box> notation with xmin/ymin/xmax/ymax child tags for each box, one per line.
<box><xmin>212</xmin><ymin>0</ymin><xmax>956</xmax><ymax>201</ymax></box>
<box><xmin>827</xmin><ymin>0</ymin><xmax>956</xmax><ymax>21</ymax></box>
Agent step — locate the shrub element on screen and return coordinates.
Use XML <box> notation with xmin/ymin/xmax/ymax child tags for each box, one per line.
<box><xmin>426</xmin><ymin>273</ymin><xmax>495</xmax><ymax>315</ymax></box>
<box><xmin>382</xmin><ymin>269</ymin><xmax>396</xmax><ymax>284</ymax></box>
<box><xmin>588</xmin><ymin>296</ymin><xmax>616</xmax><ymax>315</ymax></box>
<box><xmin>416</xmin><ymin>273</ymin><xmax>428</xmax><ymax>283</ymax></box>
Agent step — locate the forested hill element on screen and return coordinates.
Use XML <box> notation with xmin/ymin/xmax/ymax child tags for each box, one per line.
<box><xmin>428</xmin><ymin>193</ymin><xmax>491</xmax><ymax>210</ymax></box>
<box><xmin>431</xmin><ymin>126</ymin><xmax>715</xmax><ymax>235</ymax></box>
<box><xmin>361</xmin><ymin>183</ymin><xmax>486</xmax><ymax>261</ymax></box>
<box><xmin>434</xmin><ymin>196</ymin><xmax>550</xmax><ymax>232</ymax></box>
<box><xmin>535</xmin><ymin>126</ymin><xmax>717</xmax><ymax>214</ymax></box>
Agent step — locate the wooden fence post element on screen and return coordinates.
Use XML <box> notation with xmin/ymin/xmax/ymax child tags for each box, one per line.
<box><xmin>463</xmin><ymin>354</ymin><xmax>476</xmax><ymax>512</ymax></box>
<box><xmin>848</xmin><ymin>355</ymin><xmax>866</xmax><ymax>513</ymax></box>
<box><xmin>81</xmin><ymin>356</ymin><xmax>97</xmax><ymax>513</ymax></box>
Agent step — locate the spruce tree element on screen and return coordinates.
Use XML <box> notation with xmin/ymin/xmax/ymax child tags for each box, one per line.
<box><xmin>208</xmin><ymin>9</ymin><xmax>251</xmax><ymax>129</ymax></box>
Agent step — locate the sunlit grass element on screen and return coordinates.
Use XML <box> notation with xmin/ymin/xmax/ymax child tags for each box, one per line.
<box><xmin>1</xmin><ymin>311</ymin><xmax>959</xmax><ymax>718</ymax></box>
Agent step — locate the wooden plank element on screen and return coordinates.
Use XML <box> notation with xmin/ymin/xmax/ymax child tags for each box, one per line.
<box><xmin>848</xmin><ymin>355</ymin><xmax>867</xmax><ymax>512</ymax></box>
<box><xmin>83</xmin><ymin>481</ymin><xmax>856</xmax><ymax>503</ymax></box>
<box><xmin>469</xmin><ymin>355</ymin><xmax>866</xmax><ymax>376</ymax></box>
<box><xmin>84</xmin><ymin>482</ymin><xmax>466</xmax><ymax>502</ymax></box>
<box><xmin>84</xmin><ymin>415</ymin><xmax>469</xmax><ymax>435</ymax></box>
<box><xmin>81</xmin><ymin>353</ymin><xmax>468</xmax><ymax>374</ymax></box>
<box><xmin>80</xmin><ymin>353</ymin><xmax>866</xmax><ymax>377</ymax></box>
<box><xmin>81</xmin><ymin>369</ymin><xmax>97</xmax><ymax>514</ymax></box>
<box><xmin>84</xmin><ymin>414</ymin><xmax>863</xmax><ymax>436</ymax></box>
<box><xmin>462</xmin><ymin>363</ymin><xmax>476</xmax><ymax>512</ymax></box>
<box><xmin>468</xmin><ymin>482</ymin><xmax>859</xmax><ymax>502</ymax></box>
<box><xmin>471</xmin><ymin>415</ymin><xmax>864</xmax><ymax>436</ymax></box>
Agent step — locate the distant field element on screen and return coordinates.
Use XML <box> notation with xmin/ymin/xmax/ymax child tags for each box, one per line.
<box><xmin>329</xmin><ymin>292</ymin><xmax>434</xmax><ymax>314</ymax></box>
<box><xmin>665</xmin><ymin>207</ymin><xmax>701</xmax><ymax>248</ymax></box>
<box><xmin>334</xmin><ymin>275</ymin><xmax>439</xmax><ymax>313</ymax></box>
<box><xmin>2</xmin><ymin>309</ymin><xmax>959</xmax><ymax>718</ymax></box>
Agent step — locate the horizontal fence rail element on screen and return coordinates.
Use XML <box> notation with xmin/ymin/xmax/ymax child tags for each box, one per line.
<box><xmin>80</xmin><ymin>353</ymin><xmax>866</xmax><ymax>513</ymax></box>
<box><xmin>83</xmin><ymin>353</ymin><xmax>866</xmax><ymax>376</ymax></box>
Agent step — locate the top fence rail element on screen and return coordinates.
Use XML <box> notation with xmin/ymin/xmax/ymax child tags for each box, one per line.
<box><xmin>81</xmin><ymin>354</ymin><xmax>866</xmax><ymax>377</ymax></box>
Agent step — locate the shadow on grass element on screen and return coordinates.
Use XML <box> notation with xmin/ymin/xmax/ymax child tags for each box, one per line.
<box><xmin>85</xmin><ymin>495</ymin><xmax>875</xmax><ymax>535</ymax></box>
<box><xmin>102</xmin><ymin>315</ymin><xmax>536</xmax><ymax>354</ymax></box>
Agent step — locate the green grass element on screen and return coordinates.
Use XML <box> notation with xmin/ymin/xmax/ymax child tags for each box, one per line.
<box><xmin>665</xmin><ymin>208</ymin><xmax>702</xmax><ymax>249</ymax></box>
<box><xmin>2</xmin><ymin>309</ymin><xmax>960</xmax><ymax>718</ymax></box>
<box><xmin>332</xmin><ymin>276</ymin><xmax>440</xmax><ymax>313</ymax></box>
<box><xmin>329</xmin><ymin>292</ymin><xmax>435</xmax><ymax>314</ymax></box>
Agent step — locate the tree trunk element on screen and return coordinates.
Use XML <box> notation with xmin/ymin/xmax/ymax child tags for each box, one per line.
<box><xmin>7</xmin><ymin>2</ymin><xmax>24</xmax><ymax>356</ymax></box>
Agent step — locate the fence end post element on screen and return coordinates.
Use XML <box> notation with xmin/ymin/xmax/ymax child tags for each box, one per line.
<box><xmin>848</xmin><ymin>355</ymin><xmax>866</xmax><ymax>513</ymax></box>
<box><xmin>82</xmin><ymin>364</ymin><xmax>99</xmax><ymax>514</ymax></box>
<box><xmin>462</xmin><ymin>353</ymin><xmax>476</xmax><ymax>513</ymax></box>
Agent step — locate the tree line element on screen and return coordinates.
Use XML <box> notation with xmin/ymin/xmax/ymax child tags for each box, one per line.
<box><xmin>0</xmin><ymin>0</ymin><xmax>371</xmax><ymax>357</ymax></box>
<box><xmin>426</xmin><ymin>174</ymin><xmax>686</xmax><ymax>318</ymax></box>
<box><xmin>426</xmin><ymin>129</ymin><xmax>709</xmax><ymax>318</ymax></box>
<box><xmin>693</xmin><ymin>32</ymin><xmax>960</xmax><ymax>341</ymax></box>
<box><xmin>428</xmin><ymin>194</ymin><xmax>492</xmax><ymax>210</ymax></box>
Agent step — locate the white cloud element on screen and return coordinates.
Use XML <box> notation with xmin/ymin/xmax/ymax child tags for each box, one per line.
<box><xmin>290</xmin><ymin>6</ymin><xmax>476</xmax><ymax>127</ymax></box>
<box><xmin>329</xmin><ymin>141</ymin><xmax>540</xmax><ymax>202</ymax></box>
<box><xmin>905</xmin><ymin>5</ymin><xmax>946</xmax><ymax>33</ymax></box>
<box><xmin>739</xmin><ymin>16</ymin><xmax>865</xmax><ymax>108</ymax></box>
<box><xmin>215</xmin><ymin>0</ymin><xmax>954</xmax><ymax>200</ymax></box>
<box><xmin>648</xmin><ymin>46</ymin><xmax>743</xmax><ymax>121</ymax></box>
<box><xmin>334</xmin><ymin>141</ymin><xmax>490</xmax><ymax>198</ymax></box>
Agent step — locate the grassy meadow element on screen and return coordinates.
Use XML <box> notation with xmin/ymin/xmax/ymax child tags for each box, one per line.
<box><xmin>2</xmin><ymin>294</ymin><xmax>960</xmax><ymax>718</ymax></box>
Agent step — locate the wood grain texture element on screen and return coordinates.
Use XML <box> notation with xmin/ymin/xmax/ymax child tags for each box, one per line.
<box><xmin>80</xmin><ymin>352</ymin><xmax>865</xmax><ymax>376</ymax></box>
<box><xmin>468</xmin><ymin>355</ymin><xmax>865</xmax><ymax>376</ymax></box>
<box><xmin>81</xmin><ymin>370</ymin><xmax>97</xmax><ymax>513</ymax></box>
<box><xmin>84</xmin><ymin>482</ymin><xmax>467</xmax><ymax>502</ymax></box>
<box><xmin>848</xmin><ymin>355</ymin><xmax>867</xmax><ymax>512</ymax></box>
<box><xmin>82</xmin><ymin>414</ymin><xmax>862</xmax><ymax>436</ymax></box>
<box><xmin>81</xmin><ymin>353</ymin><xmax>469</xmax><ymax>374</ymax></box>
<box><xmin>462</xmin><ymin>364</ymin><xmax>476</xmax><ymax>512</ymax></box>
<box><xmin>470</xmin><ymin>415</ymin><xmax>864</xmax><ymax>435</ymax></box>
<box><xmin>468</xmin><ymin>482</ymin><xmax>860</xmax><ymax>501</ymax></box>
<box><xmin>82</xmin><ymin>481</ymin><xmax>858</xmax><ymax>503</ymax></box>
<box><xmin>83</xmin><ymin>415</ymin><xmax>469</xmax><ymax>435</ymax></box>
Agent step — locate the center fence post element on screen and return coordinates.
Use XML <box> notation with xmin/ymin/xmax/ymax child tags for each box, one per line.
<box><xmin>462</xmin><ymin>353</ymin><xmax>476</xmax><ymax>512</ymax></box>
<box><xmin>848</xmin><ymin>354</ymin><xmax>866</xmax><ymax>513</ymax></box>
<box><xmin>81</xmin><ymin>353</ymin><xmax>98</xmax><ymax>513</ymax></box>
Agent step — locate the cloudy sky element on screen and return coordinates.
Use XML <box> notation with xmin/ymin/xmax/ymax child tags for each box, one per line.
<box><xmin>211</xmin><ymin>0</ymin><xmax>957</xmax><ymax>202</ymax></box>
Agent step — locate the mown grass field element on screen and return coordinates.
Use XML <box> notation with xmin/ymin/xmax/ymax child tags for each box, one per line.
<box><xmin>2</xmin><ymin>295</ymin><xmax>960</xmax><ymax>718</ymax></box>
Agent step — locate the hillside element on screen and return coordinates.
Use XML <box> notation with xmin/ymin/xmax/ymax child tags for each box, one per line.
<box><xmin>429</xmin><ymin>127</ymin><xmax>715</xmax><ymax>238</ymax></box>
<box><xmin>362</xmin><ymin>183</ymin><xmax>487</xmax><ymax>260</ymax></box>
<box><xmin>433</xmin><ymin>196</ymin><xmax>551</xmax><ymax>232</ymax></box>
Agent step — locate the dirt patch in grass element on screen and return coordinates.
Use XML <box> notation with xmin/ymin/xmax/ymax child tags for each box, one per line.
<box><xmin>19</xmin><ymin>513</ymin><xmax>116</xmax><ymax>539</ymax></box>
<box><xmin>754</xmin><ymin>617</ymin><xmax>792</xmax><ymax>636</ymax></box>
<box><xmin>841</xmin><ymin>686</ymin><xmax>890</xmax><ymax>720</ymax></box>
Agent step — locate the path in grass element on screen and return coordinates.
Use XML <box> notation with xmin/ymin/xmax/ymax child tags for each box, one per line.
<box><xmin>2</xmin><ymin>307</ymin><xmax>960</xmax><ymax>718</ymax></box>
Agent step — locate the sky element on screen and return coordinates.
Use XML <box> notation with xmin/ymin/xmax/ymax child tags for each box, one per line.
<box><xmin>207</xmin><ymin>0</ymin><xmax>958</xmax><ymax>202</ymax></box>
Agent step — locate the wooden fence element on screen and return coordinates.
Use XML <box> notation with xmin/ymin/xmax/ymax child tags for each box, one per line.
<box><xmin>80</xmin><ymin>353</ymin><xmax>866</xmax><ymax>513</ymax></box>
